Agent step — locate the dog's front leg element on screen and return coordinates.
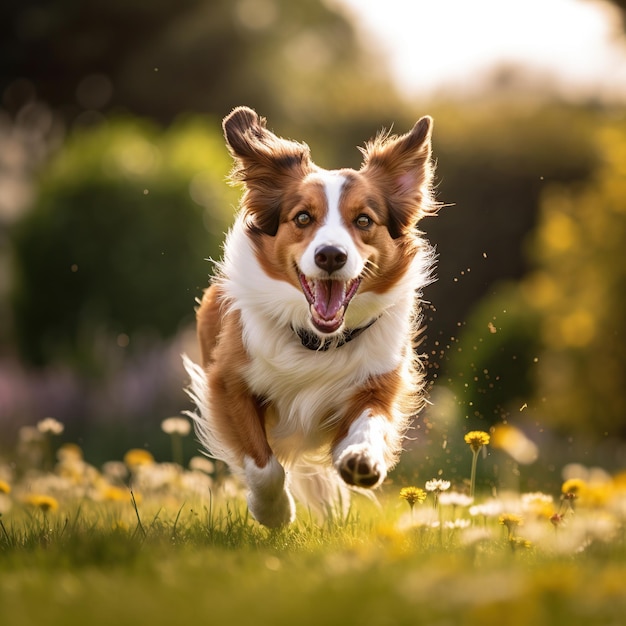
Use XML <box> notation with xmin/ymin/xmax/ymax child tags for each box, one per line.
<box><xmin>331</xmin><ymin>367</ymin><xmax>410</xmax><ymax>490</ymax></box>
<box><xmin>332</xmin><ymin>410</ymin><xmax>391</xmax><ymax>489</ymax></box>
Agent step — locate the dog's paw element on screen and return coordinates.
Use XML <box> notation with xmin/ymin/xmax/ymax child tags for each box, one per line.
<box><xmin>244</xmin><ymin>456</ymin><xmax>296</xmax><ymax>528</ymax></box>
<box><xmin>247</xmin><ymin>488</ymin><xmax>295</xmax><ymax>528</ymax></box>
<box><xmin>336</xmin><ymin>446</ymin><xmax>386</xmax><ymax>489</ymax></box>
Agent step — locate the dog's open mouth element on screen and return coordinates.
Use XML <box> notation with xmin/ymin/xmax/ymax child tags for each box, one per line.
<box><xmin>298</xmin><ymin>274</ymin><xmax>361</xmax><ymax>334</ymax></box>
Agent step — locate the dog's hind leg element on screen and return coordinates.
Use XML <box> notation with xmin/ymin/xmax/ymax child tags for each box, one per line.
<box><xmin>197</xmin><ymin>309</ymin><xmax>295</xmax><ymax>527</ymax></box>
<box><xmin>207</xmin><ymin>369</ymin><xmax>295</xmax><ymax>527</ymax></box>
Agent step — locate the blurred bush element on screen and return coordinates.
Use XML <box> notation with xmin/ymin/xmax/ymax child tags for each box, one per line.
<box><xmin>419</xmin><ymin>102</ymin><xmax>600</xmax><ymax>358</ymax></box>
<box><xmin>9</xmin><ymin>115</ymin><xmax>237</xmax><ymax>369</ymax></box>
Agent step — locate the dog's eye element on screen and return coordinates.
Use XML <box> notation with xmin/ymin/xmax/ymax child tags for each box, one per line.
<box><xmin>355</xmin><ymin>214</ymin><xmax>373</xmax><ymax>230</ymax></box>
<box><xmin>295</xmin><ymin>211</ymin><xmax>312</xmax><ymax>227</ymax></box>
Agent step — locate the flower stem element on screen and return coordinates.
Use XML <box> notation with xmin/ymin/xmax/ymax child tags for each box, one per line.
<box><xmin>469</xmin><ymin>449</ymin><xmax>479</xmax><ymax>498</ymax></box>
<box><xmin>171</xmin><ymin>433</ymin><xmax>183</xmax><ymax>466</ymax></box>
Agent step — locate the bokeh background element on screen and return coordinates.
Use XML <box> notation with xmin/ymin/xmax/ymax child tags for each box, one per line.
<box><xmin>1</xmin><ymin>0</ymin><xmax>625</xmax><ymax>486</ymax></box>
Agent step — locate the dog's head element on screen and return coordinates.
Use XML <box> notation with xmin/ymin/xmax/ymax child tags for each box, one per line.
<box><xmin>223</xmin><ymin>106</ymin><xmax>435</xmax><ymax>336</ymax></box>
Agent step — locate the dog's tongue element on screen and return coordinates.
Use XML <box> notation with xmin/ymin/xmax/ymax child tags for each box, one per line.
<box><xmin>314</xmin><ymin>280</ymin><xmax>345</xmax><ymax>320</ymax></box>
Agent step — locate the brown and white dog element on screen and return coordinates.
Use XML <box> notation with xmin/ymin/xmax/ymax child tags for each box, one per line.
<box><xmin>184</xmin><ymin>106</ymin><xmax>436</xmax><ymax>527</ymax></box>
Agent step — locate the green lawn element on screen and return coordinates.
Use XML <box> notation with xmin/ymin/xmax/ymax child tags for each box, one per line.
<box><xmin>1</xmin><ymin>491</ymin><xmax>625</xmax><ymax>626</ymax></box>
<box><xmin>1</xmin><ymin>427</ymin><xmax>625</xmax><ymax>626</ymax></box>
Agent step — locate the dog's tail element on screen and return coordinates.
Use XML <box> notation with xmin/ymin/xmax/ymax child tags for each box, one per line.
<box><xmin>182</xmin><ymin>354</ymin><xmax>243</xmax><ymax>474</ymax></box>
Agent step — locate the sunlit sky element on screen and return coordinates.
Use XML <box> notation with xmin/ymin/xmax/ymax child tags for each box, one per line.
<box><xmin>332</xmin><ymin>0</ymin><xmax>626</xmax><ymax>99</ymax></box>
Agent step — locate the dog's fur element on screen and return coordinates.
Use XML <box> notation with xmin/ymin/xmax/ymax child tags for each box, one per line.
<box><xmin>184</xmin><ymin>106</ymin><xmax>436</xmax><ymax>527</ymax></box>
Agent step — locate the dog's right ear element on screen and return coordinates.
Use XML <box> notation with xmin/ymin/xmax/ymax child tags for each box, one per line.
<box><xmin>223</xmin><ymin>107</ymin><xmax>312</xmax><ymax>235</ymax></box>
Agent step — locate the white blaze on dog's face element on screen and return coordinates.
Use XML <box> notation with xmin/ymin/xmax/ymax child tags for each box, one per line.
<box><xmin>222</xmin><ymin>107</ymin><xmax>434</xmax><ymax>336</ymax></box>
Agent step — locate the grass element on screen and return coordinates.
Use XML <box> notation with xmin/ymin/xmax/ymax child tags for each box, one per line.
<box><xmin>1</xmin><ymin>424</ymin><xmax>625</xmax><ymax>626</ymax></box>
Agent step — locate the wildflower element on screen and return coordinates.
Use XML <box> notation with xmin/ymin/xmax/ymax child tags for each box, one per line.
<box><xmin>509</xmin><ymin>537</ymin><xmax>532</xmax><ymax>551</ymax></box>
<box><xmin>465</xmin><ymin>430</ymin><xmax>490</xmax><ymax>498</ymax></box>
<box><xmin>443</xmin><ymin>519</ymin><xmax>471</xmax><ymax>530</ymax></box>
<box><xmin>439</xmin><ymin>491</ymin><xmax>474</xmax><ymax>508</ymax></box>
<box><xmin>499</xmin><ymin>513</ymin><xmax>523</xmax><ymax>539</ymax></box>
<box><xmin>37</xmin><ymin>417</ymin><xmax>64</xmax><ymax>435</ymax></box>
<box><xmin>550</xmin><ymin>513</ymin><xmax>564</xmax><ymax>528</ymax></box>
<box><xmin>189</xmin><ymin>456</ymin><xmax>215</xmax><ymax>475</ymax></box>
<box><xmin>399</xmin><ymin>486</ymin><xmax>427</xmax><ymax>510</ymax></box>
<box><xmin>181</xmin><ymin>470</ymin><xmax>213</xmax><ymax>497</ymax></box>
<box><xmin>18</xmin><ymin>426</ymin><xmax>43</xmax><ymax>444</ymax></box>
<box><xmin>161</xmin><ymin>417</ymin><xmax>191</xmax><ymax>436</ymax></box>
<box><xmin>23</xmin><ymin>494</ymin><xmax>59</xmax><ymax>513</ymax></box>
<box><xmin>460</xmin><ymin>526</ymin><xmax>493</xmax><ymax>546</ymax></box>
<box><xmin>161</xmin><ymin>417</ymin><xmax>191</xmax><ymax>466</ymax></box>
<box><xmin>522</xmin><ymin>492</ymin><xmax>554</xmax><ymax>518</ymax></box>
<box><xmin>470</xmin><ymin>500</ymin><xmax>503</xmax><ymax>519</ymax></box>
<box><xmin>57</xmin><ymin>443</ymin><xmax>83</xmax><ymax>463</ymax></box>
<box><xmin>0</xmin><ymin>494</ymin><xmax>11</xmax><ymax>515</ymax></box>
<box><xmin>562</xmin><ymin>478</ymin><xmax>587</xmax><ymax>501</ymax></box>
<box><xmin>491</xmin><ymin>424</ymin><xmax>538</xmax><ymax>465</ymax></box>
<box><xmin>0</xmin><ymin>480</ymin><xmax>10</xmax><ymax>495</ymax></box>
<box><xmin>464</xmin><ymin>430</ymin><xmax>490</xmax><ymax>453</ymax></box>
<box><xmin>123</xmin><ymin>448</ymin><xmax>155</xmax><ymax>468</ymax></box>
<box><xmin>425</xmin><ymin>479</ymin><xmax>451</xmax><ymax>493</ymax></box>
<box><xmin>102</xmin><ymin>485</ymin><xmax>130</xmax><ymax>502</ymax></box>
<box><xmin>102</xmin><ymin>461</ymin><xmax>129</xmax><ymax>483</ymax></box>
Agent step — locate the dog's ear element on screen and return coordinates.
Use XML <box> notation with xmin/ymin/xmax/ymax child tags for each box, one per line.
<box><xmin>223</xmin><ymin>107</ymin><xmax>311</xmax><ymax>235</ymax></box>
<box><xmin>360</xmin><ymin>116</ymin><xmax>435</xmax><ymax>238</ymax></box>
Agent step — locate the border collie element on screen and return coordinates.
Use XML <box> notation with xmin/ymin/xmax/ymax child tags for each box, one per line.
<box><xmin>184</xmin><ymin>106</ymin><xmax>436</xmax><ymax>527</ymax></box>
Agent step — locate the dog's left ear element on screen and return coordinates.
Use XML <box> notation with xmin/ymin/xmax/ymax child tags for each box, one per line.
<box><xmin>360</xmin><ymin>116</ymin><xmax>435</xmax><ymax>238</ymax></box>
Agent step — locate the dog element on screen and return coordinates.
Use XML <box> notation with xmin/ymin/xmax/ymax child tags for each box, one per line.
<box><xmin>184</xmin><ymin>106</ymin><xmax>436</xmax><ymax>527</ymax></box>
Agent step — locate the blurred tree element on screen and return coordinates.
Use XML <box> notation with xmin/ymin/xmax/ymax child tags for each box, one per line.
<box><xmin>0</xmin><ymin>0</ymin><xmax>399</xmax><ymax>153</ymax></box>
<box><xmin>10</xmin><ymin>116</ymin><xmax>237</xmax><ymax>368</ymax></box>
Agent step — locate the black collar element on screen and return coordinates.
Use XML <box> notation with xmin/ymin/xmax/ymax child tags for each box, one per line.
<box><xmin>293</xmin><ymin>317</ymin><xmax>378</xmax><ymax>351</ymax></box>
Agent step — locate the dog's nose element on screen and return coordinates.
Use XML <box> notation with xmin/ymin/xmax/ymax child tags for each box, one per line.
<box><xmin>314</xmin><ymin>245</ymin><xmax>347</xmax><ymax>274</ymax></box>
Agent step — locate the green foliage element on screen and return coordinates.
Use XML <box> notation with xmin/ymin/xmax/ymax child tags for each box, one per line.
<box><xmin>522</xmin><ymin>121</ymin><xmax>626</xmax><ymax>437</ymax></box>
<box><xmin>446</xmin><ymin>284</ymin><xmax>540</xmax><ymax>429</ymax></box>
<box><xmin>420</xmin><ymin>102</ymin><xmax>600</xmax><ymax>355</ymax></box>
<box><xmin>448</xmin><ymin>114</ymin><xmax>626</xmax><ymax>439</ymax></box>
<box><xmin>10</xmin><ymin>116</ymin><xmax>237</xmax><ymax>368</ymax></box>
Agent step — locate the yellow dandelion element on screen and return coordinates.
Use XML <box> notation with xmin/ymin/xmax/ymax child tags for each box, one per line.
<box><xmin>509</xmin><ymin>537</ymin><xmax>532</xmax><ymax>551</ymax></box>
<box><xmin>562</xmin><ymin>478</ymin><xmax>587</xmax><ymax>499</ymax></box>
<box><xmin>102</xmin><ymin>485</ymin><xmax>130</xmax><ymax>502</ymax></box>
<box><xmin>57</xmin><ymin>442</ymin><xmax>84</xmax><ymax>463</ymax></box>
<box><xmin>123</xmin><ymin>448</ymin><xmax>155</xmax><ymax>468</ymax></box>
<box><xmin>23</xmin><ymin>494</ymin><xmax>59</xmax><ymax>513</ymax></box>
<box><xmin>0</xmin><ymin>479</ymin><xmax>11</xmax><ymax>495</ymax></box>
<box><xmin>499</xmin><ymin>513</ymin><xmax>523</xmax><ymax>537</ymax></box>
<box><xmin>465</xmin><ymin>431</ymin><xmax>490</xmax><ymax>498</ymax></box>
<box><xmin>464</xmin><ymin>430</ymin><xmax>490</xmax><ymax>452</ymax></box>
<box><xmin>399</xmin><ymin>486</ymin><xmax>427</xmax><ymax>509</ymax></box>
<box><xmin>499</xmin><ymin>512</ymin><xmax>523</xmax><ymax>525</ymax></box>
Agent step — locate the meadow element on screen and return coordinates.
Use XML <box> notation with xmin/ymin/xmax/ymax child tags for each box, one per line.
<box><xmin>1</xmin><ymin>419</ymin><xmax>625</xmax><ymax>626</ymax></box>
